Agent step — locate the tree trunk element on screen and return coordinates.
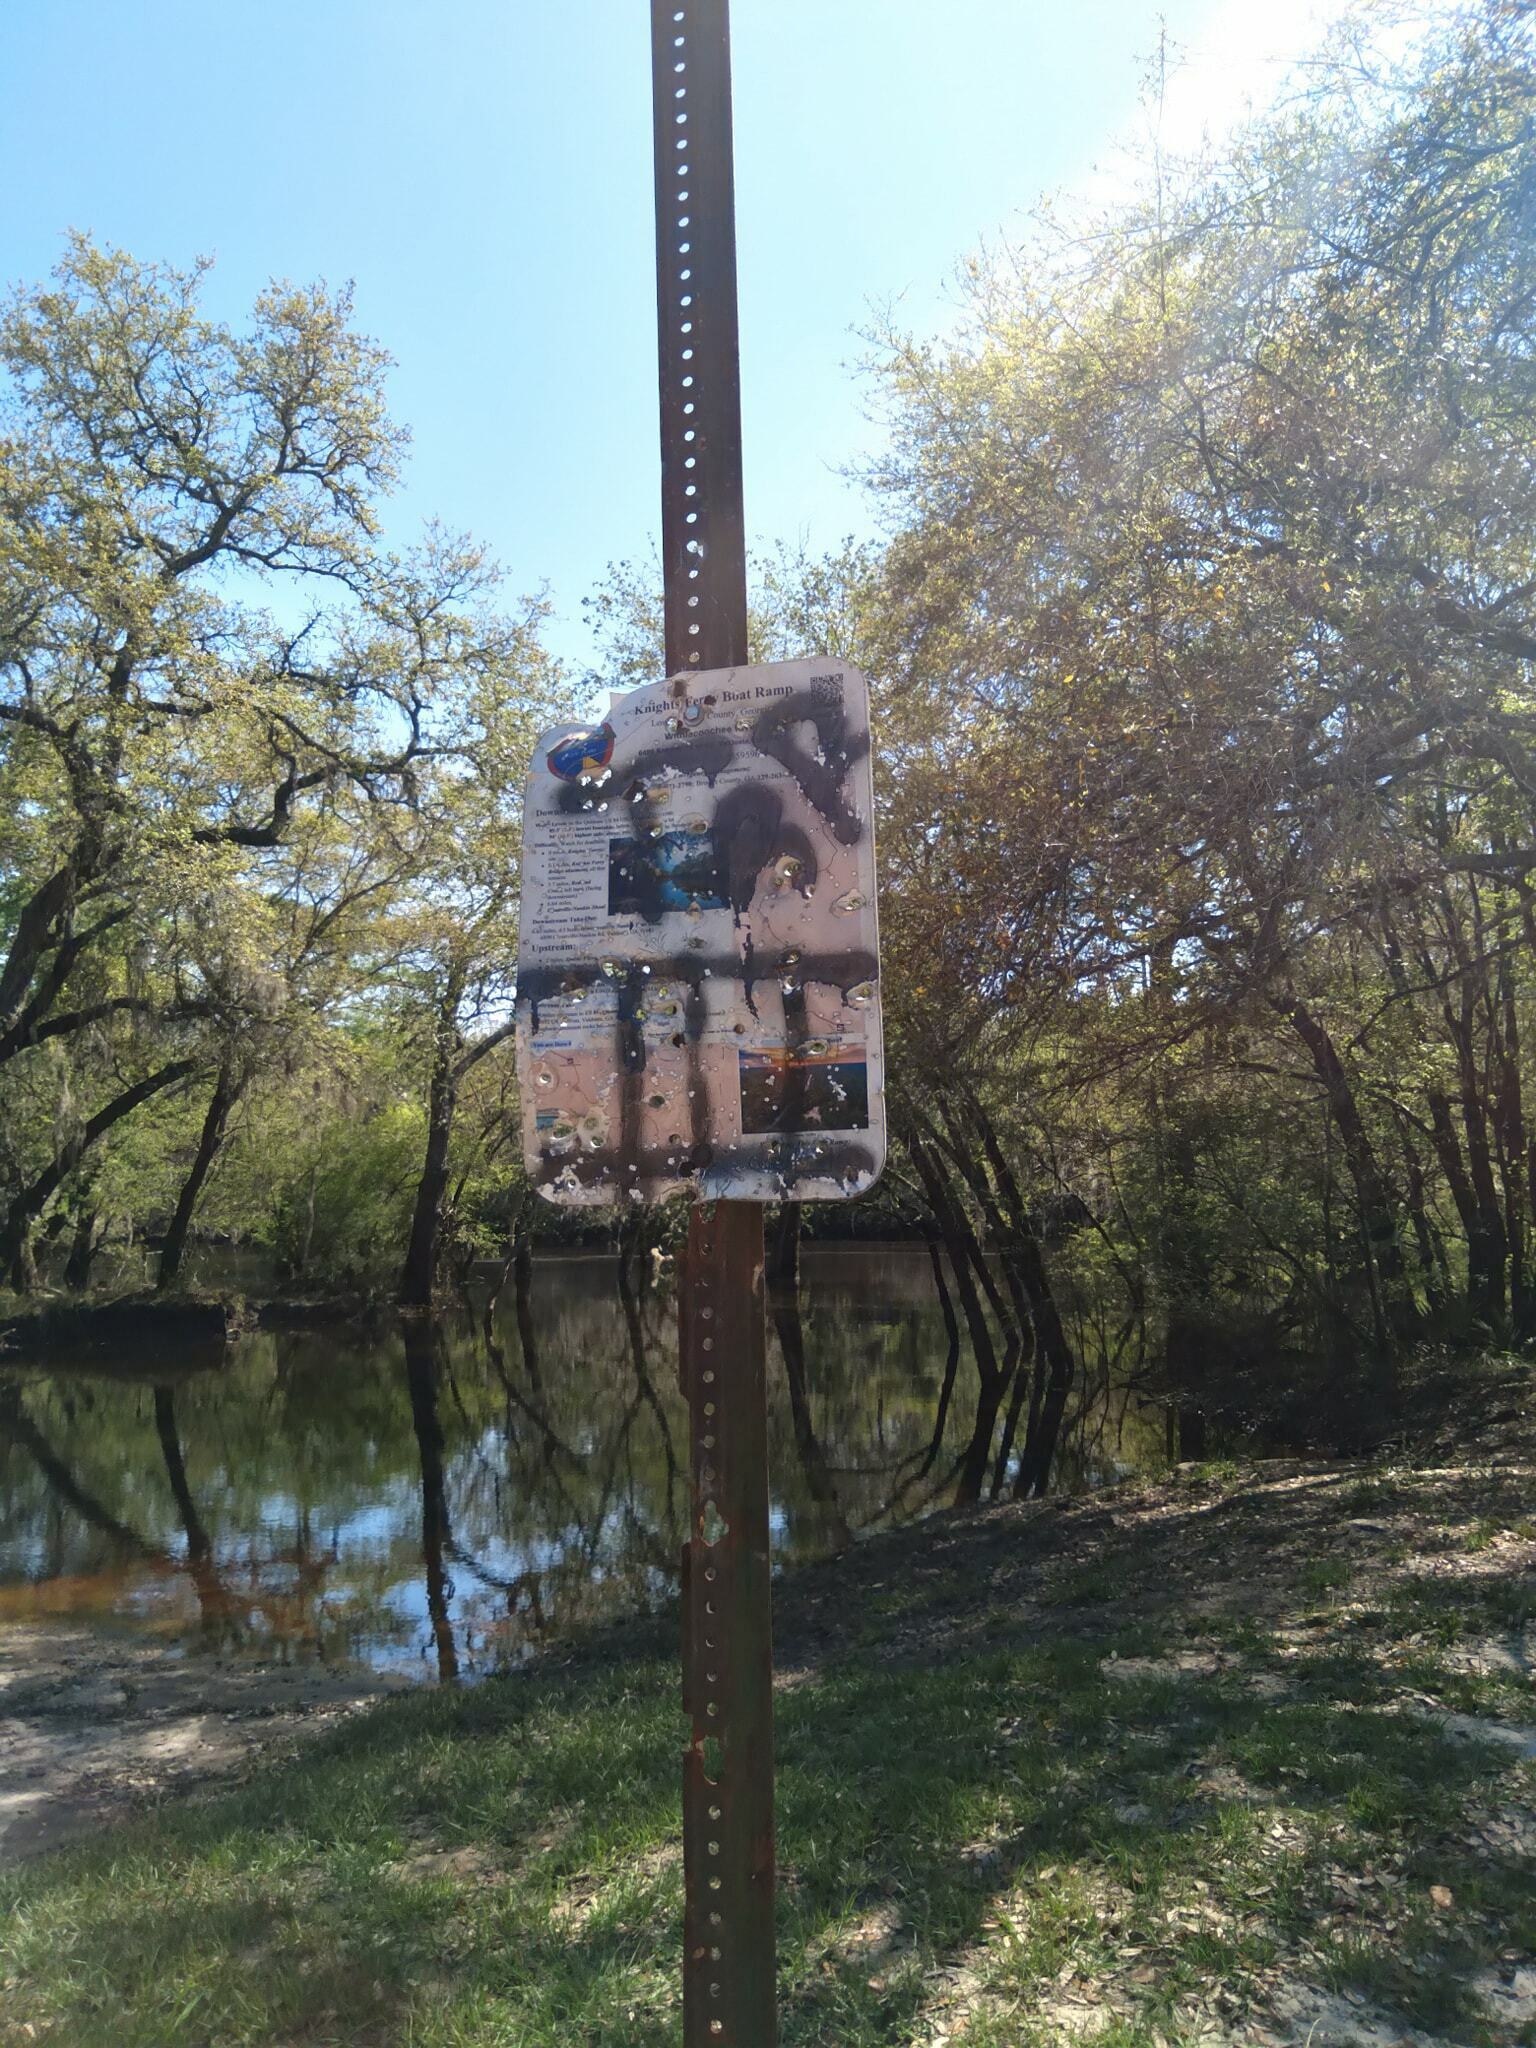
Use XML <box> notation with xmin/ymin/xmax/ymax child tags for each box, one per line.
<box><xmin>0</xmin><ymin>1060</ymin><xmax>197</xmax><ymax>1292</ymax></box>
<box><xmin>0</xmin><ymin>859</ymin><xmax>79</xmax><ymax>1029</ymax></box>
<box><xmin>1011</xmin><ymin>1224</ymin><xmax>1077</xmax><ymax>1498</ymax></box>
<box><xmin>8</xmin><ymin>1224</ymin><xmax>40</xmax><ymax>1297</ymax></box>
<box><xmin>918</xmin><ymin>1236</ymin><xmax>962</xmax><ymax>1478</ymax></box>
<box><xmin>64</xmin><ymin>1206</ymin><xmax>102</xmax><ymax>1292</ymax></box>
<box><xmin>947</xmin><ymin>1097</ymin><xmax>1077</xmax><ymax>1501</ymax></box>
<box><xmin>1396</xmin><ymin>1128</ymin><xmax>1447</xmax><ymax>1315</ymax></box>
<box><xmin>1427</xmin><ymin>1087</ymin><xmax>1497</xmax><ymax>1313</ymax></box>
<box><xmin>1430</xmin><ymin>900</ymin><xmax>1510</xmax><ymax>1323</ymax></box>
<box><xmin>934</xmin><ymin>1102</ymin><xmax>1038</xmax><ymax>1501</ymax></box>
<box><xmin>1451</xmin><ymin>1010</ymin><xmax>1507</xmax><ymax>1323</ymax></box>
<box><xmin>1492</xmin><ymin>951</ymin><xmax>1529</xmax><ymax>1334</ymax></box>
<box><xmin>1276</xmin><ymin>995</ymin><xmax>1415</xmax><ymax>1339</ymax></box>
<box><xmin>399</xmin><ymin>974</ymin><xmax>465</xmax><ymax>1309</ymax></box>
<box><xmin>906</xmin><ymin>1125</ymin><xmax>1005</xmax><ymax>1504</ymax></box>
<box><xmin>992</xmin><ymin>1355</ymin><xmax>1035</xmax><ymax>1498</ymax></box>
<box><xmin>157</xmin><ymin>1066</ymin><xmax>240</xmax><ymax>1292</ymax></box>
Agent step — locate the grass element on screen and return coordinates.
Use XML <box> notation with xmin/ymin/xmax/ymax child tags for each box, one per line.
<box><xmin>3</xmin><ymin>1447</ymin><xmax>1534</xmax><ymax>2046</ymax></box>
<box><xmin>1299</xmin><ymin>1558</ymin><xmax>1352</xmax><ymax>1601</ymax></box>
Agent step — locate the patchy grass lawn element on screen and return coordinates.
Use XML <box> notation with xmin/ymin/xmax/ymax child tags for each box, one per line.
<box><xmin>2</xmin><ymin>1421</ymin><xmax>1533</xmax><ymax>2047</ymax></box>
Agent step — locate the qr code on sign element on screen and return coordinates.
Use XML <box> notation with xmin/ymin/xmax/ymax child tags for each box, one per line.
<box><xmin>809</xmin><ymin>671</ymin><xmax>844</xmax><ymax>705</ymax></box>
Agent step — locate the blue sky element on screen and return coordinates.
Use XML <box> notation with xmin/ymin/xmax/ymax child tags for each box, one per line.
<box><xmin>1</xmin><ymin>0</ymin><xmax>1335</xmax><ymax>670</ymax></box>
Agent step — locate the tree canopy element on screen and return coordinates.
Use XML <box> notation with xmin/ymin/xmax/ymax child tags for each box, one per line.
<box><xmin>0</xmin><ymin>238</ymin><xmax>564</xmax><ymax>1297</ymax></box>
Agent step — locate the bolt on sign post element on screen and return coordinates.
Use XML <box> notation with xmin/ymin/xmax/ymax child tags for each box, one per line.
<box><xmin>514</xmin><ymin>4</ymin><xmax>884</xmax><ymax>2040</ymax></box>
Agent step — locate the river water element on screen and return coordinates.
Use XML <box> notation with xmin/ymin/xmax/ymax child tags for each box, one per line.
<box><xmin>0</xmin><ymin>1248</ymin><xmax>1172</xmax><ymax>1682</ymax></box>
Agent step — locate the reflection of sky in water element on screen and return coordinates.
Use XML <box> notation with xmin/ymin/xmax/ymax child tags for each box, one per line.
<box><xmin>0</xmin><ymin>1249</ymin><xmax>1176</xmax><ymax>1680</ymax></box>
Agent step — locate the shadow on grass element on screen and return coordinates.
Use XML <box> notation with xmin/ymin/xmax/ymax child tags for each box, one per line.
<box><xmin>3</xmin><ymin>1586</ymin><xmax>1528</xmax><ymax>2048</ymax></box>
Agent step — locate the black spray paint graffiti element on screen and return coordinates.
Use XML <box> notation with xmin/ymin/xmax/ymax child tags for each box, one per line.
<box><xmin>519</xmin><ymin>948</ymin><xmax>878</xmax><ymax>1036</ymax></box>
<box><xmin>752</xmin><ymin>691</ymin><xmax>869</xmax><ymax>847</ymax></box>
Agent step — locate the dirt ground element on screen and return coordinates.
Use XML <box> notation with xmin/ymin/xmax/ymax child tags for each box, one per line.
<box><xmin>0</xmin><ymin>1622</ymin><xmax>408</xmax><ymax>1862</ymax></box>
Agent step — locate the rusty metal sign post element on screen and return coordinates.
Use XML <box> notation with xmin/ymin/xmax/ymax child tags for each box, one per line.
<box><xmin>514</xmin><ymin>5</ymin><xmax>884</xmax><ymax>2040</ymax></box>
<box><xmin>661</xmin><ymin>12</ymin><xmax>772</xmax><ymax>2039</ymax></box>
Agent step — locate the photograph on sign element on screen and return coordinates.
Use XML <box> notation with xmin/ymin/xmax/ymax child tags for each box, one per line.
<box><xmin>515</xmin><ymin>658</ymin><xmax>885</xmax><ymax>1205</ymax></box>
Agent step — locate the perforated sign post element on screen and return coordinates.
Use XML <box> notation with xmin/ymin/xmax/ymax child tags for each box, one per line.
<box><xmin>513</xmin><ymin>6</ymin><xmax>883</xmax><ymax>2041</ymax></box>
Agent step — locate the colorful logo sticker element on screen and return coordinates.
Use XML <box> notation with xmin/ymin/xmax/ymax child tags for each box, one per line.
<box><xmin>546</xmin><ymin>723</ymin><xmax>616</xmax><ymax>782</ymax></box>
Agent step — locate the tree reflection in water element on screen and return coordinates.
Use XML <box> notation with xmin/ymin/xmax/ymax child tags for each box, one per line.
<box><xmin>0</xmin><ymin>1248</ymin><xmax>1173</xmax><ymax>1677</ymax></box>
<box><xmin>401</xmin><ymin>1319</ymin><xmax>459</xmax><ymax>1683</ymax></box>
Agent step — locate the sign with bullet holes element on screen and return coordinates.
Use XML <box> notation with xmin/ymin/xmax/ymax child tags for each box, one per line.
<box><xmin>516</xmin><ymin>657</ymin><xmax>885</xmax><ymax>1205</ymax></box>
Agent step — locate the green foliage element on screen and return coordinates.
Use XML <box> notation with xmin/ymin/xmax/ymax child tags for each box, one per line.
<box><xmin>268</xmin><ymin>1101</ymin><xmax>426</xmax><ymax>1294</ymax></box>
<box><xmin>0</xmin><ymin>237</ymin><xmax>566</xmax><ymax>1299</ymax></box>
<box><xmin>844</xmin><ymin>0</ymin><xmax>1536</xmax><ymax>1372</ymax></box>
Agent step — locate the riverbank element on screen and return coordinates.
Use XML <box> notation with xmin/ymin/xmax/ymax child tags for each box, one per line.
<box><xmin>2</xmin><ymin>1392</ymin><xmax>1533</xmax><ymax>2048</ymax></box>
<box><xmin>0</xmin><ymin>1623</ymin><xmax>411</xmax><ymax>1863</ymax></box>
<box><xmin>0</xmin><ymin>1290</ymin><xmax>383</xmax><ymax>1361</ymax></box>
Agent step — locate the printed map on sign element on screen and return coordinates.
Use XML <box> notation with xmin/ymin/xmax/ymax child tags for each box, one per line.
<box><xmin>516</xmin><ymin>659</ymin><xmax>885</xmax><ymax>1206</ymax></box>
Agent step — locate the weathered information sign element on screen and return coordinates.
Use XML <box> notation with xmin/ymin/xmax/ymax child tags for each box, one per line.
<box><xmin>516</xmin><ymin>657</ymin><xmax>884</xmax><ymax>1206</ymax></box>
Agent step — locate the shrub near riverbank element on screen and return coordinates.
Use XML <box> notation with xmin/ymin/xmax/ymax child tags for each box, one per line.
<box><xmin>3</xmin><ymin>1404</ymin><xmax>1534</xmax><ymax>2048</ymax></box>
